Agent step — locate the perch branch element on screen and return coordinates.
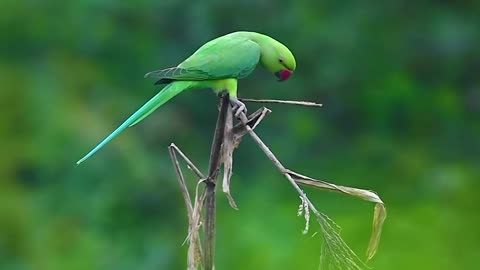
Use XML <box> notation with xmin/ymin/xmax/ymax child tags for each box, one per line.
<box><xmin>168</xmin><ymin>93</ymin><xmax>385</xmax><ymax>270</ymax></box>
<box><xmin>169</xmin><ymin>106</ymin><xmax>275</xmax><ymax>270</ymax></box>
<box><xmin>204</xmin><ymin>94</ymin><xmax>230</xmax><ymax>270</ymax></box>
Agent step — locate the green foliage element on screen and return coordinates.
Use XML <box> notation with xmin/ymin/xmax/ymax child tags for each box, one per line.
<box><xmin>1</xmin><ymin>0</ymin><xmax>479</xmax><ymax>269</ymax></box>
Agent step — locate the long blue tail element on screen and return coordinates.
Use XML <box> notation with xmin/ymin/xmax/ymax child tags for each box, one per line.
<box><xmin>76</xmin><ymin>81</ymin><xmax>192</xmax><ymax>165</ymax></box>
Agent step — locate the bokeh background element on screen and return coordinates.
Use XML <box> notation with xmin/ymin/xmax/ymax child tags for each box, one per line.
<box><xmin>1</xmin><ymin>0</ymin><xmax>479</xmax><ymax>269</ymax></box>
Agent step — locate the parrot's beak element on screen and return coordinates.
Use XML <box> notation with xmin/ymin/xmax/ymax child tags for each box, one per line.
<box><xmin>275</xmin><ymin>69</ymin><xmax>293</xmax><ymax>81</ymax></box>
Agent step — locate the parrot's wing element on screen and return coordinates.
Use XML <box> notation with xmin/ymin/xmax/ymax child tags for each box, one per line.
<box><xmin>145</xmin><ymin>37</ymin><xmax>261</xmax><ymax>82</ymax></box>
<box><xmin>144</xmin><ymin>67</ymin><xmax>211</xmax><ymax>84</ymax></box>
<box><xmin>180</xmin><ymin>36</ymin><xmax>261</xmax><ymax>79</ymax></box>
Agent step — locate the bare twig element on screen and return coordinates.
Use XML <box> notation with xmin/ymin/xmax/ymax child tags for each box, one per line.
<box><xmin>169</xmin><ymin>148</ymin><xmax>194</xmax><ymax>219</ymax></box>
<box><xmin>169</xmin><ymin>143</ymin><xmax>205</xmax><ymax>179</ymax></box>
<box><xmin>239</xmin><ymin>98</ymin><xmax>323</xmax><ymax>107</ymax></box>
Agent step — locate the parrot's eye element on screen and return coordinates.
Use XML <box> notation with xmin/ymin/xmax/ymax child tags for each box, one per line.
<box><xmin>279</xmin><ymin>58</ymin><xmax>284</xmax><ymax>63</ymax></box>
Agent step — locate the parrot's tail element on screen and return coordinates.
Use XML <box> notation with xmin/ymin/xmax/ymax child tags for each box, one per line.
<box><xmin>128</xmin><ymin>81</ymin><xmax>194</xmax><ymax>127</ymax></box>
<box><xmin>76</xmin><ymin>81</ymin><xmax>194</xmax><ymax>165</ymax></box>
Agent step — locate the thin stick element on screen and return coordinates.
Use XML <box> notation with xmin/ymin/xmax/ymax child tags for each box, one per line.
<box><xmin>169</xmin><ymin>143</ymin><xmax>205</xmax><ymax>179</ymax></box>
<box><xmin>239</xmin><ymin>98</ymin><xmax>323</xmax><ymax>107</ymax></box>
<box><xmin>168</xmin><ymin>146</ymin><xmax>205</xmax><ymax>270</ymax></box>
<box><xmin>204</xmin><ymin>94</ymin><xmax>229</xmax><ymax>270</ymax></box>
<box><xmin>236</xmin><ymin>113</ymin><xmax>313</xmax><ymax>209</ymax></box>
<box><xmin>169</xmin><ymin>147</ymin><xmax>193</xmax><ymax>217</ymax></box>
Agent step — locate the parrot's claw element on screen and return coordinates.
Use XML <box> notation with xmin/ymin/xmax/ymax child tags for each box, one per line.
<box><xmin>229</xmin><ymin>97</ymin><xmax>247</xmax><ymax>118</ymax></box>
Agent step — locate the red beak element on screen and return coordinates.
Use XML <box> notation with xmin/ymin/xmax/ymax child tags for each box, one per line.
<box><xmin>275</xmin><ymin>69</ymin><xmax>293</xmax><ymax>81</ymax></box>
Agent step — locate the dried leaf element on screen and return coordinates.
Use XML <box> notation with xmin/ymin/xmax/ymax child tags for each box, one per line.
<box><xmin>187</xmin><ymin>182</ymin><xmax>206</xmax><ymax>270</ymax></box>
<box><xmin>220</xmin><ymin>106</ymin><xmax>273</xmax><ymax>210</ymax></box>
<box><xmin>221</xmin><ymin>105</ymin><xmax>238</xmax><ymax>209</ymax></box>
<box><xmin>366</xmin><ymin>203</ymin><xmax>387</xmax><ymax>261</ymax></box>
<box><xmin>288</xmin><ymin>169</ymin><xmax>386</xmax><ymax>262</ymax></box>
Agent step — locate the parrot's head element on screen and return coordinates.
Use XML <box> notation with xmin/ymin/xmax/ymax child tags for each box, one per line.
<box><xmin>261</xmin><ymin>39</ymin><xmax>296</xmax><ymax>82</ymax></box>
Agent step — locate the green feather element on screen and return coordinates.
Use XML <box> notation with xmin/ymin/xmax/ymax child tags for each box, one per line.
<box><xmin>144</xmin><ymin>35</ymin><xmax>261</xmax><ymax>82</ymax></box>
<box><xmin>76</xmin><ymin>81</ymin><xmax>193</xmax><ymax>165</ymax></box>
<box><xmin>179</xmin><ymin>35</ymin><xmax>261</xmax><ymax>79</ymax></box>
<box><xmin>144</xmin><ymin>67</ymin><xmax>210</xmax><ymax>81</ymax></box>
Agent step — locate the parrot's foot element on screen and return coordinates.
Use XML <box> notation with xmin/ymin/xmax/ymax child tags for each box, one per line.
<box><xmin>229</xmin><ymin>97</ymin><xmax>247</xmax><ymax>118</ymax></box>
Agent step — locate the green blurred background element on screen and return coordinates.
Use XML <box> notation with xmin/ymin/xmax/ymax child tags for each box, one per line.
<box><xmin>1</xmin><ymin>0</ymin><xmax>479</xmax><ymax>269</ymax></box>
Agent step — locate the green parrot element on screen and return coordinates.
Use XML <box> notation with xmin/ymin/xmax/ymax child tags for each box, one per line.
<box><xmin>76</xmin><ymin>31</ymin><xmax>296</xmax><ymax>165</ymax></box>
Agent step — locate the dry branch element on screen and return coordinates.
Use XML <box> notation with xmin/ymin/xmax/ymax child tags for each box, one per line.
<box><xmin>204</xmin><ymin>94</ymin><xmax>230</xmax><ymax>270</ymax></box>
<box><xmin>168</xmin><ymin>95</ymin><xmax>386</xmax><ymax>270</ymax></box>
<box><xmin>169</xmin><ymin>105</ymin><xmax>277</xmax><ymax>270</ymax></box>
